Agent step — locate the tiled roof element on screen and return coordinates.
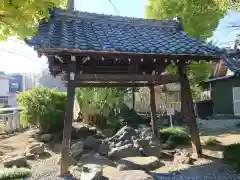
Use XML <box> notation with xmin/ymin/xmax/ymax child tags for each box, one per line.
<box><xmin>25</xmin><ymin>8</ymin><xmax>223</xmax><ymax>57</ymax></box>
<box><xmin>223</xmin><ymin>49</ymin><xmax>240</xmax><ymax>72</ymax></box>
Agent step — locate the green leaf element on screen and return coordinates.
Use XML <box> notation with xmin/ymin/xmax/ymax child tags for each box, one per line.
<box><xmin>0</xmin><ymin>0</ymin><xmax>67</xmax><ymax>40</ymax></box>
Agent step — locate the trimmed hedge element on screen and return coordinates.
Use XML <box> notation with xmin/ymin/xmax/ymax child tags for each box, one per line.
<box><xmin>160</xmin><ymin>126</ymin><xmax>190</xmax><ymax>146</ymax></box>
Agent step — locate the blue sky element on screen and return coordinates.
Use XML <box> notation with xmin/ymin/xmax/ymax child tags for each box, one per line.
<box><xmin>0</xmin><ymin>0</ymin><xmax>239</xmax><ymax>73</ymax></box>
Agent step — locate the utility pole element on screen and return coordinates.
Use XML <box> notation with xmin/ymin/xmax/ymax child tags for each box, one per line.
<box><xmin>67</xmin><ymin>0</ymin><xmax>74</xmax><ymax>11</ymax></box>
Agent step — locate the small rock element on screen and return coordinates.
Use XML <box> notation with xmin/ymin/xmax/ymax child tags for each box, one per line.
<box><xmin>3</xmin><ymin>155</ymin><xmax>27</xmax><ymax>167</ymax></box>
<box><xmin>25</xmin><ymin>153</ymin><xmax>35</xmax><ymax>160</ymax></box>
<box><xmin>71</xmin><ymin>141</ymin><xmax>84</xmax><ymax>160</ymax></box>
<box><xmin>81</xmin><ymin>164</ymin><xmax>102</xmax><ymax>180</ymax></box>
<box><xmin>110</xmin><ymin>170</ymin><xmax>154</xmax><ymax>180</ymax></box>
<box><xmin>84</xmin><ymin>136</ymin><xmax>101</xmax><ymax>150</ymax></box>
<box><xmin>117</xmin><ymin>156</ymin><xmax>161</xmax><ymax>171</ymax></box>
<box><xmin>108</xmin><ymin>144</ymin><xmax>142</xmax><ymax>160</ymax></box>
<box><xmin>28</xmin><ymin>138</ymin><xmax>35</xmax><ymax>143</ymax></box>
<box><xmin>174</xmin><ymin>151</ymin><xmax>196</xmax><ymax>164</ymax></box>
<box><xmin>69</xmin><ymin>165</ymin><xmax>82</xmax><ymax>179</ymax></box>
<box><xmin>40</xmin><ymin>134</ymin><xmax>52</xmax><ymax>142</ymax></box>
<box><xmin>27</xmin><ymin>142</ymin><xmax>45</xmax><ymax>155</ymax></box>
<box><xmin>98</xmin><ymin>143</ymin><xmax>109</xmax><ymax>156</ymax></box>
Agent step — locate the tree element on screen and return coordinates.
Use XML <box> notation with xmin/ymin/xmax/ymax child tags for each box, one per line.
<box><xmin>0</xmin><ymin>0</ymin><xmax>66</xmax><ymax>40</ymax></box>
<box><xmin>146</xmin><ymin>0</ymin><xmax>232</xmax><ymax>156</ymax></box>
<box><xmin>146</xmin><ymin>0</ymin><xmax>233</xmax><ymax>39</ymax></box>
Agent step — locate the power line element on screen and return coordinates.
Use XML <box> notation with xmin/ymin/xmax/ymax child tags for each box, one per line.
<box><xmin>106</xmin><ymin>0</ymin><xmax>120</xmax><ymax>15</ymax></box>
<box><xmin>0</xmin><ymin>48</ymin><xmax>46</xmax><ymax>64</ymax></box>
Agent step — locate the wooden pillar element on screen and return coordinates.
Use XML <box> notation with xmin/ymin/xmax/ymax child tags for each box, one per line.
<box><xmin>177</xmin><ymin>64</ymin><xmax>202</xmax><ymax>157</ymax></box>
<box><xmin>132</xmin><ymin>88</ymin><xmax>135</xmax><ymax>110</ymax></box>
<box><xmin>149</xmin><ymin>85</ymin><xmax>158</xmax><ymax>136</ymax></box>
<box><xmin>60</xmin><ymin>56</ymin><xmax>76</xmax><ymax>176</ymax></box>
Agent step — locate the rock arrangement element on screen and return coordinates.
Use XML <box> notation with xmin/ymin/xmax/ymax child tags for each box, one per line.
<box><xmin>69</xmin><ymin>125</ymin><xmax>165</xmax><ymax>179</ymax></box>
<box><xmin>3</xmin><ymin>142</ymin><xmax>51</xmax><ymax>168</ymax></box>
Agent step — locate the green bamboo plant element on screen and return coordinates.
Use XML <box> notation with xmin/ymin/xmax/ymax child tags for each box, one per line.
<box><xmin>75</xmin><ymin>88</ymin><xmax>129</xmax><ymax>123</ymax></box>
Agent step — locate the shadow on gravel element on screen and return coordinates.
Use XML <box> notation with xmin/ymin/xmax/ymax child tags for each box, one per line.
<box><xmin>152</xmin><ymin>159</ymin><xmax>238</xmax><ymax>180</ymax></box>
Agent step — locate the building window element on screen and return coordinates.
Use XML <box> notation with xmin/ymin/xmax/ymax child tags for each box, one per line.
<box><xmin>11</xmin><ymin>83</ymin><xmax>19</xmax><ymax>89</ymax></box>
<box><xmin>0</xmin><ymin>96</ymin><xmax>8</xmax><ymax>106</ymax></box>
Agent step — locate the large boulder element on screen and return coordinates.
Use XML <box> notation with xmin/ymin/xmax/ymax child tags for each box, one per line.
<box><xmin>72</xmin><ymin>126</ymin><xmax>90</xmax><ymax>138</ymax></box>
<box><xmin>26</xmin><ymin>142</ymin><xmax>45</xmax><ymax>155</ymax></box>
<box><xmin>110</xmin><ymin>170</ymin><xmax>154</xmax><ymax>180</ymax></box>
<box><xmin>84</xmin><ymin>136</ymin><xmax>101</xmax><ymax>150</ymax></box>
<box><xmin>98</xmin><ymin>143</ymin><xmax>110</xmax><ymax>157</ymax></box>
<box><xmin>133</xmin><ymin>139</ymin><xmax>149</xmax><ymax>149</ymax></box>
<box><xmin>81</xmin><ymin>164</ymin><xmax>103</xmax><ymax>180</ymax></box>
<box><xmin>40</xmin><ymin>134</ymin><xmax>52</xmax><ymax>142</ymax></box>
<box><xmin>108</xmin><ymin>144</ymin><xmax>142</xmax><ymax>160</ymax></box>
<box><xmin>3</xmin><ymin>155</ymin><xmax>27</xmax><ymax>167</ymax></box>
<box><xmin>71</xmin><ymin>140</ymin><xmax>84</xmax><ymax>160</ymax></box>
<box><xmin>110</xmin><ymin>126</ymin><xmax>137</xmax><ymax>142</ymax></box>
<box><xmin>117</xmin><ymin>156</ymin><xmax>161</xmax><ymax>171</ymax></box>
<box><xmin>79</xmin><ymin>153</ymin><xmax>115</xmax><ymax>167</ymax></box>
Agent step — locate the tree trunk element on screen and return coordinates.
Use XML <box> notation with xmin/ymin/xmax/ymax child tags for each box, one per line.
<box><xmin>60</xmin><ymin>80</ymin><xmax>75</xmax><ymax>176</ymax></box>
<box><xmin>149</xmin><ymin>85</ymin><xmax>158</xmax><ymax>137</ymax></box>
<box><xmin>177</xmin><ymin>64</ymin><xmax>202</xmax><ymax>157</ymax></box>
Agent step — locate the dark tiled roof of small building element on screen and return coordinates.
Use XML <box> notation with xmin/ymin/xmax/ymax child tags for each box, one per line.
<box><xmin>25</xmin><ymin>8</ymin><xmax>223</xmax><ymax>57</ymax></box>
<box><xmin>223</xmin><ymin>49</ymin><xmax>240</xmax><ymax>72</ymax></box>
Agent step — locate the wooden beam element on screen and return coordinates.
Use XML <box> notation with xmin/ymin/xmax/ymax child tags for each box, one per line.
<box><xmin>149</xmin><ymin>84</ymin><xmax>158</xmax><ymax>137</ymax></box>
<box><xmin>70</xmin><ymin>80</ymin><xmax>177</xmax><ymax>87</ymax></box>
<box><xmin>177</xmin><ymin>64</ymin><xmax>202</xmax><ymax>157</ymax></box>
<box><xmin>72</xmin><ymin>83</ymin><xmax>152</xmax><ymax>87</ymax></box>
<box><xmin>63</xmin><ymin>74</ymin><xmax>179</xmax><ymax>82</ymax></box>
<box><xmin>60</xmin><ymin>59</ymin><xmax>76</xmax><ymax>176</ymax></box>
<box><xmin>40</xmin><ymin>48</ymin><xmax>221</xmax><ymax>62</ymax></box>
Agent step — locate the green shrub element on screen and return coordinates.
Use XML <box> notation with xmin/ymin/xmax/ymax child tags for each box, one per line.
<box><xmin>223</xmin><ymin>143</ymin><xmax>240</xmax><ymax>172</ymax></box>
<box><xmin>203</xmin><ymin>136</ymin><xmax>219</xmax><ymax>145</ymax></box>
<box><xmin>106</xmin><ymin>117</ymin><xmax>126</xmax><ymax>133</ymax></box>
<box><xmin>160</xmin><ymin>126</ymin><xmax>190</xmax><ymax>145</ymax></box>
<box><xmin>18</xmin><ymin>87</ymin><xmax>67</xmax><ymax>133</ymax></box>
<box><xmin>75</xmin><ymin>88</ymin><xmax>128</xmax><ymax>126</ymax></box>
<box><xmin>0</xmin><ymin>168</ymin><xmax>31</xmax><ymax>180</ymax></box>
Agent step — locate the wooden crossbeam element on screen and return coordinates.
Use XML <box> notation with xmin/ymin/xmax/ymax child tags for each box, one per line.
<box><xmin>62</xmin><ymin>74</ymin><xmax>179</xmax><ymax>82</ymax></box>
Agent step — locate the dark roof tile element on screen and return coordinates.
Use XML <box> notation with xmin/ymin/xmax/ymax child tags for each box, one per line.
<box><xmin>25</xmin><ymin>8</ymin><xmax>223</xmax><ymax>57</ymax></box>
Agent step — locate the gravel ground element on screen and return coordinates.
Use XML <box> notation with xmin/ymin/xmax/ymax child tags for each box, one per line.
<box><xmin>31</xmin><ymin>155</ymin><xmax>63</xmax><ymax>180</ymax></box>
<box><xmin>153</xmin><ymin>160</ymin><xmax>240</xmax><ymax>180</ymax></box>
<box><xmin>30</xmin><ymin>156</ymin><xmax>240</xmax><ymax>180</ymax></box>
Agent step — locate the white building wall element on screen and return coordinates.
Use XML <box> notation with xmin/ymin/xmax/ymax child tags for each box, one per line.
<box><xmin>7</xmin><ymin>93</ymin><xmax>18</xmax><ymax>107</ymax></box>
<box><xmin>0</xmin><ymin>78</ymin><xmax>9</xmax><ymax>96</ymax></box>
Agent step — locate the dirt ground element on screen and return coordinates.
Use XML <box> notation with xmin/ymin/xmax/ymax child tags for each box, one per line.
<box><xmin>0</xmin><ymin>126</ymin><xmax>239</xmax><ymax>178</ymax></box>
